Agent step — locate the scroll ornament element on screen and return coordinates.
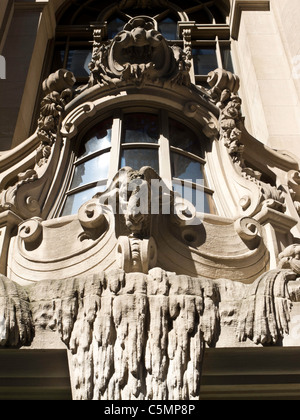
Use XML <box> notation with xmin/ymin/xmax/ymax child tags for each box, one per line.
<box><xmin>207</xmin><ymin>68</ymin><xmax>285</xmax><ymax>215</ymax></box>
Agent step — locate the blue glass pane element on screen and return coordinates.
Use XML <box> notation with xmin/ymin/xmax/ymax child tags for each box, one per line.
<box><xmin>71</xmin><ymin>152</ymin><xmax>110</xmax><ymax>190</ymax></box>
<box><xmin>171</xmin><ymin>152</ymin><xmax>204</xmax><ymax>184</ymax></box>
<box><xmin>220</xmin><ymin>47</ymin><xmax>234</xmax><ymax>72</ymax></box>
<box><xmin>192</xmin><ymin>48</ymin><xmax>218</xmax><ymax>75</ymax></box>
<box><xmin>122</xmin><ymin>113</ymin><xmax>159</xmax><ymax>144</ymax></box>
<box><xmin>61</xmin><ymin>184</ymin><xmax>107</xmax><ymax>216</ymax></box>
<box><xmin>120</xmin><ymin>148</ymin><xmax>159</xmax><ymax>173</ymax></box>
<box><xmin>108</xmin><ymin>18</ymin><xmax>126</xmax><ymax>39</ymax></box>
<box><xmin>67</xmin><ymin>49</ymin><xmax>92</xmax><ymax>77</ymax></box>
<box><xmin>78</xmin><ymin>118</ymin><xmax>113</xmax><ymax>158</ymax></box>
<box><xmin>169</xmin><ymin>119</ymin><xmax>203</xmax><ymax>157</ymax></box>
<box><xmin>158</xmin><ymin>17</ymin><xmax>178</xmax><ymax>40</ymax></box>
<box><xmin>52</xmin><ymin>48</ymin><xmax>65</xmax><ymax>72</ymax></box>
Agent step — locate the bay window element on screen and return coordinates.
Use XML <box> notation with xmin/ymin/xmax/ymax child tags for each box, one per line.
<box><xmin>59</xmin><ymin>109</ymin><xmax>216</xmax><ymax>217</ymax></box>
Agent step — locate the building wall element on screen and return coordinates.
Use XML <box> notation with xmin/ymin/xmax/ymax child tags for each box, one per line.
<box><xmin>232</xmin><ymin>1</ymin><xmax>300</xmax><ymax>159</ymax></box>
<box><xmin>0</xmin><ymin>0</ymin><xmax>299</xmax><ymax>401</ymax></box>
<box><xmin>0</xmin><ymin>0</ymin><xmax>300</xmax><ymax>157</ymax></box>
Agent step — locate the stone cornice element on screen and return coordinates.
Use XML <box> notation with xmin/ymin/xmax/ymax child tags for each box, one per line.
<box><xmin>230</xmin><ymin>0</ymin><xmax>270</xmax><ymax>39</ymax></box>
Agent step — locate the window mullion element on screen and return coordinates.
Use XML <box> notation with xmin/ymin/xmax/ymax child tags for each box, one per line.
<box><xmin>63</xmin><ymin>36</ymin><xmax>70</xmax><ymax>69</ymax></box>
<box><xmin>108</xmin><ymin>111</ymin><xmax>122</xmax><ymax>182</ymax></box>
<box><xmin>159</xmin><ymin>110</ymin><xmax>172</xmax><ymax>190</ymax></box>
<box><xmin>215</xmin><ymin>36</ymin><xmax>223</xmax><ymax>69</ymax></box>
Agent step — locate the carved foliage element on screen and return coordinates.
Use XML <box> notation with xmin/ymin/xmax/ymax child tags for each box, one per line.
<box><xmin>0</xmin><ymin>70</ymin><xmax>76</xmax><ymax>218</ymax></box>
<box><xmin>36</xmin><ymin>69</ymin><xmax>76</xmax><ymax>167</ymax></box>
<box><xmin>288</xmin><ymin>170</ymin><xmax>300</xmax><ymax>216</ymax></box>
<box><xmin>208</xmin><ymin>68</ymin><xmax>285</xmax><ymax>215</ymax></box>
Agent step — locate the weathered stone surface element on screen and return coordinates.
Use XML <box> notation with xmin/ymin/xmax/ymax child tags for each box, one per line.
<box><xmin>0</xmin><ymin>274</ymin><xmax>33</xmax><ymax>347</ymax></box>
<box><xmin>1</xmin><ymin>256</ymin><xmax>299</xmax><ymax>399</ymax></box>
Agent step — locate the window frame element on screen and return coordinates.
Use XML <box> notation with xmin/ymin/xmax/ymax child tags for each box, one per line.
<box><xmin>56</xmin><ymin>107</ymin><xmax>217</xmax><ymax>217</ymax></box>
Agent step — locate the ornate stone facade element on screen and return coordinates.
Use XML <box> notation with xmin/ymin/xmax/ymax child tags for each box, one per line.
<box><xmin>0</xmin><ymin>0</ymin><xmax>300</xmax><ymax>401</ymax></box>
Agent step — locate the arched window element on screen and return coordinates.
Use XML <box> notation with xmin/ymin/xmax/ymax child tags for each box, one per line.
<box><xmin>49</xmin><ymin>1</ymin><xmax>230</xmax><ymax>217</ymax></box>
<box><xmin>59</xmin><ymin>110</ymin><xmax>216</xmax><ymax>217</ymax></box>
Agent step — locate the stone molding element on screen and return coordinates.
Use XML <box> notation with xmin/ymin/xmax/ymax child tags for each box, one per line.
<box><xmin>230</xmin><ymin>0</ymin><xmax>271</xmax><ymax>39</ymax></box>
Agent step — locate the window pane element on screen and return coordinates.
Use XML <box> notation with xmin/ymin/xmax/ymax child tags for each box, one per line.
<box><xmin>121</xmin><ymin>113</ymin><xmax>159</xmax><ymax>144</ymax></box>
<box><xmin>107</xmin><ymin>17</ymin><xmax>126</xmax><ymax>39</ymax></box>
<box><xmin>171</xmin><ymin>152</ymin><xmax>204</xmax><ymax>184</ymax></box>
<box><xmin>169</xmin><ymin>119</ymin><xmax>203</xmax><ymax>157</ymax></box>
<box><xmin>78</xmin><ymin>118</ymin><xmax>113</xmax><ymax>158</ymax></box>
<box><xmin>192</xmin><ymin>48</ymin><xmax>218</xmax><ymax>75</ymax></box>
<box><xmin>51</xmin><ymin>48</ymin><xmax>65</xmax><ymax>72</ymax></box>
<box><xmin>71</xmin><ymin>152</ymin><xmax>110</xmax><ymax>190</ymax></box>
<box><xmin>67</xmin><ymin>49</ymin><xmax>92</xmax><ymax>77</ymax></box>
<box><xmin>61</xmin><ymin>184</ymin><xmax>107</xmax><ymax>216</ymax></box>
<box><xmin>158</xmin><ymin>17</ymin><xmax>178</xmax><ymax>40</ymax></box>
<box><xmin>220</xmin><ymin>47</ymin><xmax>234</xmax><ymax>73</ymax></box>
<box><xmin>120</xmin><ymin>148</ymin><xmax>159</xmax><ymax>173</ymax></box>
<box><xmin>173</xmin><ymin>181</ymin><xmax>216</xmax><ymax>214</ymax></box>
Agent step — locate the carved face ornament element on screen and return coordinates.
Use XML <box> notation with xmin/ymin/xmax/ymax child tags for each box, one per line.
<box><xmin>108</xmin><ymin>17</ymin><xmax>171</xmax><ymax>77</ymax></box>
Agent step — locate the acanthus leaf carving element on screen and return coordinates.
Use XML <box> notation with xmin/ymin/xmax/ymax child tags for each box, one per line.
<box><xmin>36</xmin><ymin>69</ymin><xmax>76</xmax><ymax>167</ymax></box>
<box><xmin>0</xmin><ymin>70</ymin><xmax>76</xmax><ymax>219</ymax></box>
<box><xmin>287</xmin><ymin>170</ymin><xmax>300</xmax><ymax>216</ymax></box>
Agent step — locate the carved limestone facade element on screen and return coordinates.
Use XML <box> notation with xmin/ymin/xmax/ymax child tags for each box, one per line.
<box><xmin>0</xmin><ymin>0</ymin><xmax>300</xmax><ymax>400</ymax></box>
